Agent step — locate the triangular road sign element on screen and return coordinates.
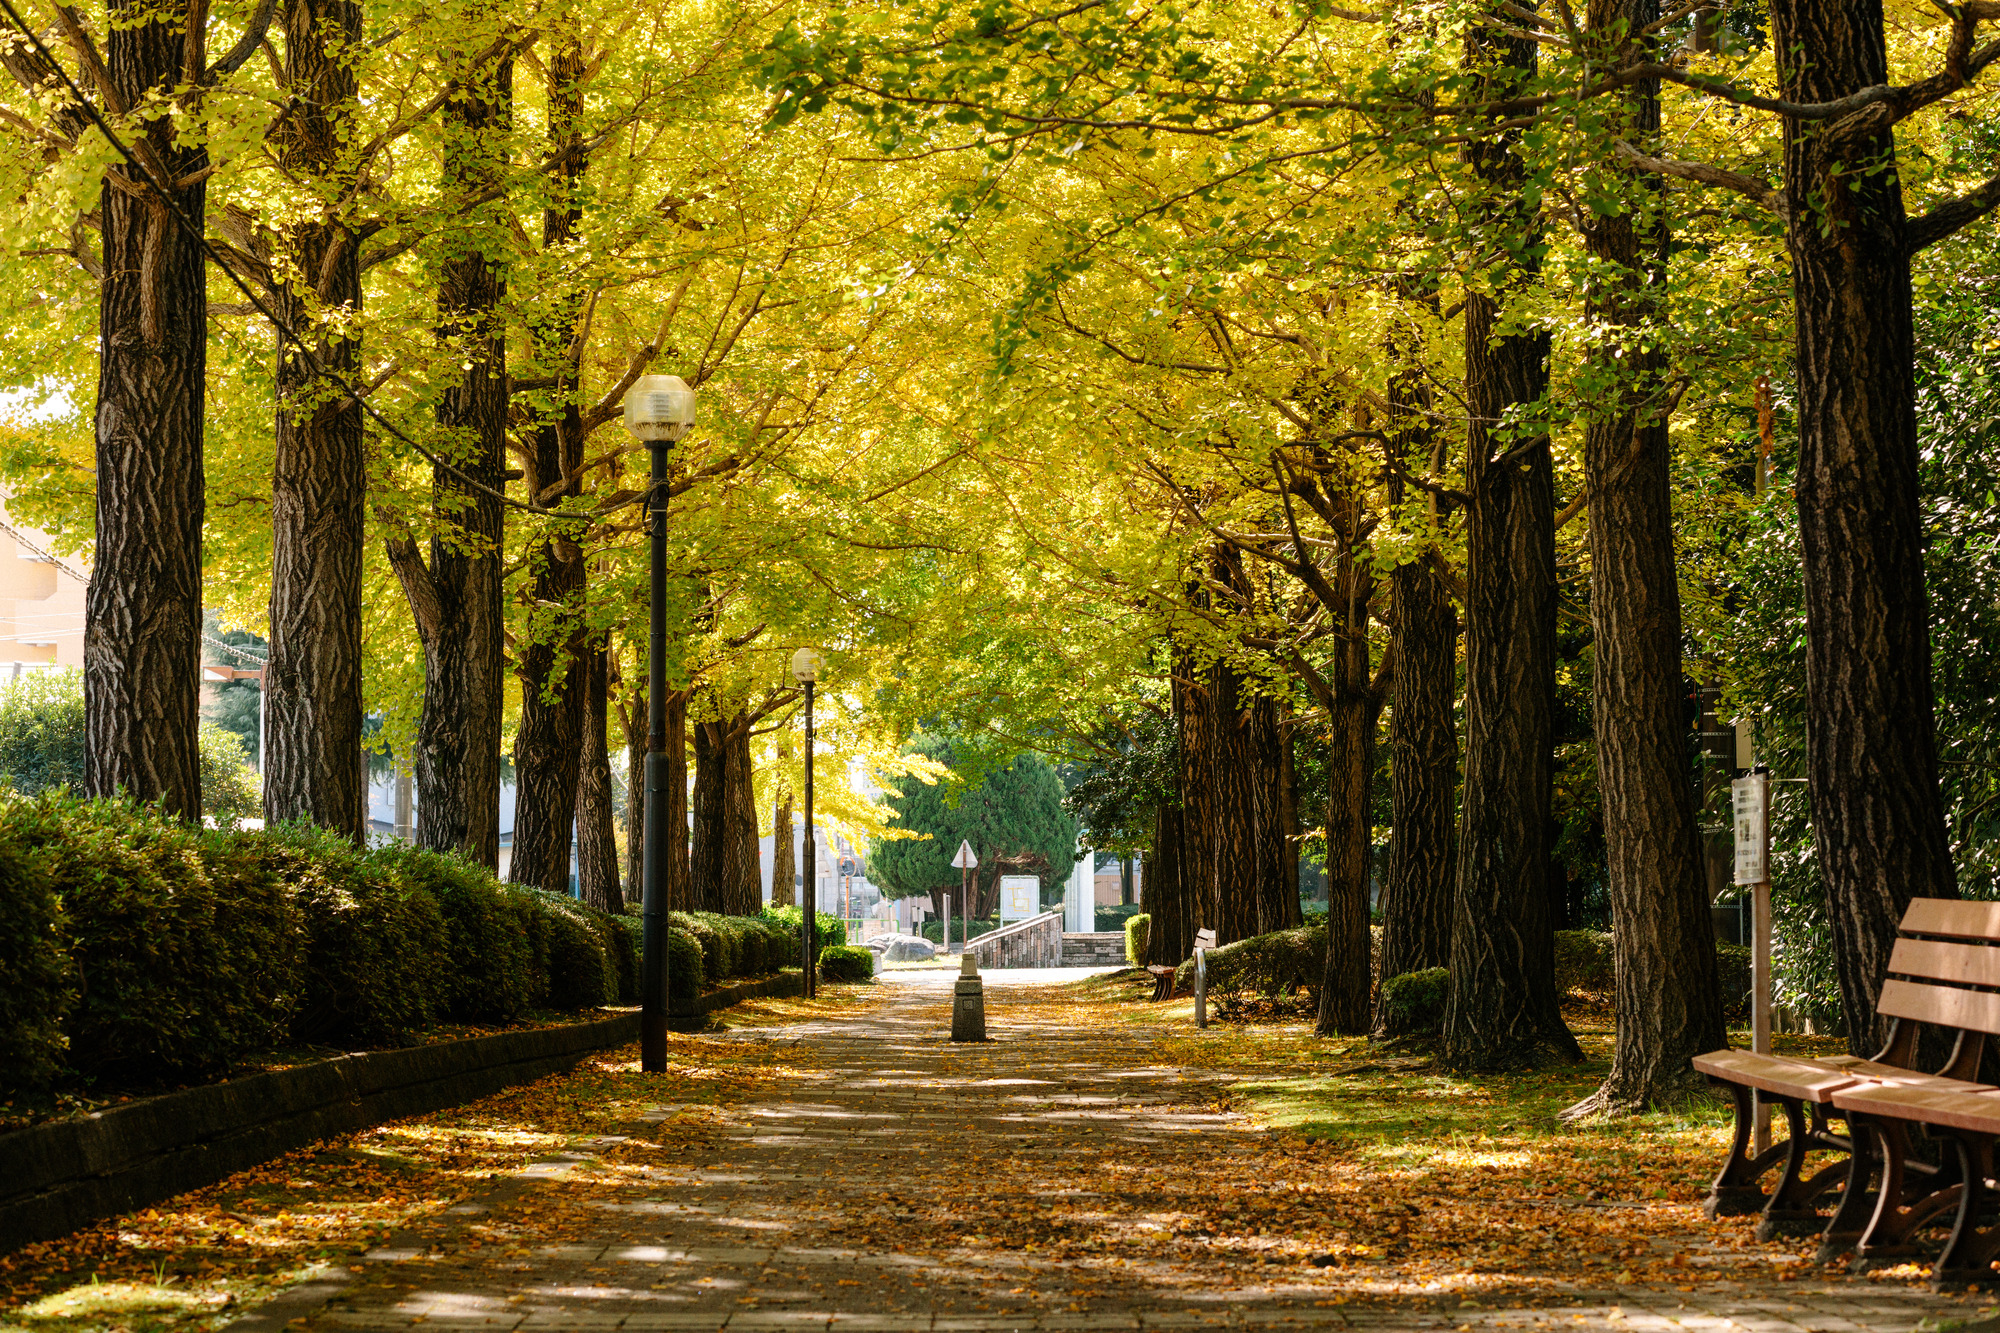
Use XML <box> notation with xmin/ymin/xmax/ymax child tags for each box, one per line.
<box><xmin>950</xmin><ymin>840</ymin><xmax>978</xmax><ymax>870</ymax></box>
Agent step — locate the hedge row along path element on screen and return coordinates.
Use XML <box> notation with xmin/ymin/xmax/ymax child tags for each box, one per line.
<box><xmin>2</xmin><ymin>972</ymin><xmax>1994</xmax><ymax>1332</ymax></box>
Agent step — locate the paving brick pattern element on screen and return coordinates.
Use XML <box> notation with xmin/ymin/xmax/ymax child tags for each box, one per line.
<box><xmin>240</xmin><ymin>978</ymin><xmax>1998</xmax><ymax>1333</ymax></box>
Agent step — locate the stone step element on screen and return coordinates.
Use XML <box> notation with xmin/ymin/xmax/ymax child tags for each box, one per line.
<box><xmin>1060</xmin><ymin>932</ymin><xmax>1129</xmax><ymax>966</ymax></box>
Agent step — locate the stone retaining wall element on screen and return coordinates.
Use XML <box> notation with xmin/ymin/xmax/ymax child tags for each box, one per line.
<box><xmin>965</xmin><ymin>911</ymin><xmax>1064</xmax><ymax>969</ymax></box>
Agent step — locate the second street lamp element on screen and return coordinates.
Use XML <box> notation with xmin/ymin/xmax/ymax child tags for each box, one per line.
<box><xmin>623</xmin><ymin>373</ymin><xmax>695</xmax><ymax>1073</ymax></box>
<box><xmin>791</xmin><ymin>646</ymin><xmax>822</xmax><ymax>997</ymax></box>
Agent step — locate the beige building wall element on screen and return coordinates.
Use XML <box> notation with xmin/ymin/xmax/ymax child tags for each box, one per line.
<box><xmin>0</xmin><ymin>498</ymin><xmax>85</xmax><ymax>676</ymax></box>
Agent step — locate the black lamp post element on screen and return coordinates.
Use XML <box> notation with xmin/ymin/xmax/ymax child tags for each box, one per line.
<box><xmin>623</xmin><ymin>374</ymin><xmax>695</xmax><ymax>1073</ymax></box>
<box><xmin>791</xmin><ymin>646</ymin><xmax>822</xmax><ymax>997</ymax></box>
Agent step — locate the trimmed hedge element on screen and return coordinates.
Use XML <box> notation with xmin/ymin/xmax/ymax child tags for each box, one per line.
<box><xmin>1378</xmin><ymin>968</ymin><xmax>1448</xmax><ymax>1036</ymax></box>
<box><xmin>0</xmin><ymin>795</ymin><xmax>656</xmax><ymax>1100</ymax></box>
<box><xmin>1125</xmin><ymin>913</ymin><xmax>1151</xmax><ymax>967</ymax></box>
<box><xmin>1173</xmin><ymin>921</ymin><xmax>1328</xmax><ymax>996</ymax></box>
<box><xmin>818</xmin><ymin>945</ymin><xmax>875</xmax><ymax>983</ymax></box>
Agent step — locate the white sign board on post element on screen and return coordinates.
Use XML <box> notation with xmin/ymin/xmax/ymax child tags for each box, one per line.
<box><xmin>1732</xmin><ymin>770</ymin><xmax>1774</xmax><ymax>1155</ymax></box>
<box><xmin>999</xmin><ymin>875</ymin><xmax>1040</xmax><ymax>921</ymax></box>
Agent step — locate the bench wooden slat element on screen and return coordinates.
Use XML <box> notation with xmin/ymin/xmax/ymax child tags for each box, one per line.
<box><xmin>1878</xmin><ymin>976</ymin><xmax>2000</xmax><ymax>1034</ymax></box>
<box><xmin>1833</xmin><ymin>1082</ymin><xmax>2000</xmax><ymax>1135</ymax></box>
<box><xmin>1888</xmin><ymin>936</ymin><xmax>2000</xmax><ymax>988</ymax></box>
<box><xmin>1900</xmin><ymin>898</ymin><xmax>2000</xmax><ymax>941</ymax></box>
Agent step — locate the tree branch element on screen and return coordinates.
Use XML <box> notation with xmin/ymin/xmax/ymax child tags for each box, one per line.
<box><xmin>1907</xmin><ymin>171</ymin><xmax>2000</xmax><ymax>251</ymax></box>
<box><xmin>1612</xmin><ymin>139</ymin><xmax>1788</xmax><ymax>222</ymax></box>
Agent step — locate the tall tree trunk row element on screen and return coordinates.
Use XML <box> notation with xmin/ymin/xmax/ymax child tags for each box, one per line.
<box><xmin>576</xmin><ymin>639</ymin><xmax>621</xmax><ymax>911</ymax></box>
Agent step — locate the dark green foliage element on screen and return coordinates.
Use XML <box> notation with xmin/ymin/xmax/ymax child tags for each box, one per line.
<box><xmin>1552</xmin><ymin>929</ymin><xmax>1615</xmax><ymax>996</ymax></box>
<box><xmin>510</xmin><ymin>888</ymin><xmax>616</xmax><ymax>1010</ymax></box>
<box><xmin>1061</xmin><ymin>710</ymin><xmax>1177</xmax><ymax>857</ymax></box>
<box><xmin>373</xmin><ymin>843</ymin><xmax>534</xmax><ymax>1023</ymax></box>
<box><xmin>259</xmin><ymin>822</ymin><xmax>448</xmax><ymax>1045</ymax></box>
<box><xmin>818</xmin><ymin>945</ymin><xmax>874</xmax><ymax>983</ymax></box>
<box><xmin>1125</xmin><ymin>912</ymin><xmax>1150</xmax><ymax>968</ymax></box>
<box><xmin>919</xmin><ymin>916</ymin><xmax>999</xmax><ymax>944</ymax></box>
<box><xmin>24</xmin><ymin>797</ymin><xmax>297</xmax><ymax>1077</ymax></box>
<box><xmin>1378</xmin><ymin>968</ymin><xmax>1449</xmax><ymax>1036</ymax></box>
<box><xmin>760</xmin><ymin>904</ymin><xmax>843</xmax><ymax>962</ymax></box>
<box><xmin>672</xmin><ymin>913</ymin><xmax>725</xmax><ymax>982</ymax></box>
<box><xmin>1173</xmin><ymin>921</ymin><xmax>1327</xmax><ymax>996</ymax></box>
<box><xmin>601</xmin><ymin>914</ymin><xmax>638</xmax><ymax>1003</ymax></box>
<box><xmin>0</xmin><ymin>807</ymin><xmax>71</xmax><ymax>1094</ymax></box>
<box><xmin>666</xmin><ymin>927</ymin><xmax>702</xmax><ymax>1006</ymax></box>
<box><xmin>0</xmin><ymin>669</ymin><xmax>261</xmax><ymax>823</ymax></box>
<box><xmin>1717</xmin><ymin>943</ymin><xmax>1752</xmax><ymax>1023</ymax></box>
<box><xmin>867</xmin><ymin>734</ymin><xmax>1079</xmax><ymax>905</ymax></box>
<box><xmin>1095</xmin><ymin>902</ymin><xmax>1142</xmax><ymax>932</ymax></box>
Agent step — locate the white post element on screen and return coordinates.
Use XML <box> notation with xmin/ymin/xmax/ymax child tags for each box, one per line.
<box><xmin>1733</xmin><ymin>769</ymin><xmax>1773</xmax><ymax>1157</ymax></box>
<box><xmin>943</xmin><ymin>894</ymin><xmax>951</xmax><ymax>955</ymax></box>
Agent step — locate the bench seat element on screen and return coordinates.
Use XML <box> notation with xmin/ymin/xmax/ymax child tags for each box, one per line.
<box><xmin>1693</xmin><ymin>1050</ymin><xmax>1992</xmax><ymax>1103</ymax></box>
<box><xmin>1834</xmin><ymin>1082</ymin><xmax>2000</xmax><ymax>1136</ymax></box>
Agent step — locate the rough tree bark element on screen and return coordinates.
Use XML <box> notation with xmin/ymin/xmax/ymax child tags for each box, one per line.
<box><xmin>387</xmin><ymin>40</ymin><xmax>509</xmax><ymax>867</ymax></box>
<box><xmin>1208</xmin><ymin>655</ymin><xmax>1264</xmax><ymax>945</ymax></box>
<box><xmin>666</xmin><ymin>688</ymin><xmax>689</xmax><ymax>912</ymax></box>
<box><xmin>771</xmin><ymin>785</ymin><xmax>796</xmax><ymax>908</ymax></box>
<box><xmin>725</xmin><ymin>717</ymin><xmax>760</xmax><ymax>914</ymax></box>
<box><xmin>1250</xmin><ymin>697</ymin><xmax>1299</xmax><ymax>934</ymax></box>
<box><xmin>1766</xmin><ymin>0</ymin><xmax>1958</xmax><ymax>1054</ymax></box>
<box><xmin>264</xmin><ymin>0</ymin><xmax>364</xmax><ymax>839</ymax></box>
<box><xmin>1174</xmin><ymin>645</ymin><xmax>1219</xmax><ymax>940</ymax></box>
<box><xmin>576</xmin><ymin>639</ymin><xmax>621</xmax><ymax>912</ymax></box>
<box><xmin>86</xmin><ymin>0</ymin><xmax>208</xmax><ymax>818</ymax></box>
<box><xmin>1440</xmin><ymin>10</ymin><xmax>1580</xmax><ymax>1071</ymax></box>
<box><xmin>690</xmin><ymin>717</ymin><xmax>726</xmax><ymax>911</ymax></box>
<box><xmin>1376</xmin><ymin>342</ymin><xmax>1459</xmax><ymax>1013</ymax></box>
<box><xmin>1564</xmin><ymin>0</ymin><xmax>1726</xmax><ymax>1114</ymax></box>
<box><xmin>616</xmin><ymin>656</ymin><xmax>646</xmax><ymax>899</ymax></box>
<box><xmin>507</xmin><ymin>36</ymin><xmax>589</xmax><ymax>893</ymax></box>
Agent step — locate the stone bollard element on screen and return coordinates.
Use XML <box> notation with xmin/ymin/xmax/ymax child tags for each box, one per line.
<box><xmin>951</xmin><ymin>952</ymin><xmax>987</xmax><ymax>1042</ymax></box>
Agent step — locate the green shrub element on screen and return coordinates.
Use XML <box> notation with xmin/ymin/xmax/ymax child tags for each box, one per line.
<box><xmin>1173</xmin><ymin>921</ymin><xmax>1327</xmax><ymax>996</ymax></box>
<box><xmin>1096</xmin><ymin>902</ymin><xmax>1143</xmax><ymax>932</ymax></box>
<box><xmin>27</xmin><ymin>797</ymin><xmax>298</xmax><ymax>1076</ymax></box>
<box><xmin>0</xmin><ymin>804</ymin><xmax>71</xmax><ymax>1094</ymax></box>
<box><xmin>601</xmin><ymin>913</ymin><xmax>638</xmax><ymax>1003</ymax></box>
<box><xmin>1378</xmin><ymin>968</ymin><xmax>1449</xmax><ymax>1036</ymax></box>
<box><xmin>1553</xmin><ymin>929</ymin><xmax>1615</xmax><ymax>995</ymax></box>
<box><xmin>761</xmin><ymin>905</ymin><xmax>844</xmax><ymax>961</ymax></box>
<box><xmin>263</xmin><ymin>821</ymin><xmax>448</xmax><ymax>1045</ymax></box>
<box><xmin>738</xmin><ymin>925</ymin><xmax>769</xmax><ymax>976</ymax></box>
<box><xmin>666</xmin><ymin>927</ymin><xmax>702</xmax><ymax>1007</ymax></box>
<box><xmin>818</xmin><ymin>945</ymin><xmax>874</xmax><ymax>983</ymax></box>
<box><xmin>373</xmin><ymin>844</ymin><xmax>532</xmax><ymax>1023</ymax></box>
<box><xmin>672</xmin><ymin>913</ymin><xmax>724</xmax><ymax>983</ymax></box>
<box><xmin>0</xmin><ymin>670</ymin><xmax>259</xmax><ymax>824</ymax></box>
<box><xmin>508</xmin><ymin>888</ymin><xmax>616</xmax><ymax>1010</ymax></box>
<box><xmin>1125</xmin><ymin>913</ymin><xmax>1151</xmax><ymax>967</ymax></box>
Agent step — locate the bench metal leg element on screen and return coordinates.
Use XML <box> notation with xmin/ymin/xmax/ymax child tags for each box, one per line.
<box><xmin>1758</xmin><ymin>1100</ymin><xmax>1854</xmax><ymax>1241</ymax></box>
<box><xmin>1931</xmin><ymin>1132</ymin><xmax>2000</xmax><ymax>1290</ymax></box>
<box><xmin>1851</xmin><ymin>1115</ymin><xmax>1966</xmax><ymax>1271</ymax></box>
<box><xmin>1819</xmin><ymin>1115</ymin><xmax>1883</xmax><ymax>1262</ymax></box>
<box><xmin>1706</xmin><ymin>1081</ymin><xmax>1797</xmax><ymax>1219</ymax></box>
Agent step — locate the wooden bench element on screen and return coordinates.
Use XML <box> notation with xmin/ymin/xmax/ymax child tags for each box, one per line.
<box><xmin>1821</xmin><ymin>905</ymin><xmax>2000</xmax><ymax>1287</ymax></box>
<box><xmin>1150</xmin><ymin>928</ymin><xmax>1216</xmax><ymax>1002</ymax></box>
<box><xmin>1694</xmin><ymin>898</ymin><xmax>2000</xmax><ymax>1252</ymax></box>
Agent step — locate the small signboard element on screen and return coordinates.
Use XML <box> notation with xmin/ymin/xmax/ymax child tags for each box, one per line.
<box><xmin>951</xmin><ymin>840</ymin><xmax>978</xmax><ymax>870</ymax></box>
<box><xmin>1732</xmin><ymin>773</ymin><xmax>1770</xmax><ymax>886</ymax></box>
<box><xmin>999</xmin><ymin>874</ymin><xmax>1040</xmax><ymax>921</ymax></box>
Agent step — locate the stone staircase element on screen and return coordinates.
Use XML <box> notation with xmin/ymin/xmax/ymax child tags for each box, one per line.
<box><xmin>1060</xmin><ymin>932</ymin><xmax>1129</xmax><ymax>967</ymax></box>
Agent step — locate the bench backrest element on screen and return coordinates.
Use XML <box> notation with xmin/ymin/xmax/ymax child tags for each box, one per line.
<box><xmin>1881</xmin><ymin>898</ymin><xmax>2000</xmax><ymax>1038</ymax></box>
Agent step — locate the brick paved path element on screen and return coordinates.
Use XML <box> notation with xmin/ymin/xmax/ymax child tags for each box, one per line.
<box><xmin>237</xmin><ymin>975</ymin><xmax>1997</xmax><ymax>1333</ymax></box>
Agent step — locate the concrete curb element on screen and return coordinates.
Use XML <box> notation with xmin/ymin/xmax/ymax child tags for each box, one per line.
<box><xmin>671</xmin><ymin>970</ymin><xmax>806</xmax><ymax>1028</ymax></box>
<box><xmin>0</xmin><ymin>1014</ymin><xmax>637</xmax><ymax>1256</ymax></box>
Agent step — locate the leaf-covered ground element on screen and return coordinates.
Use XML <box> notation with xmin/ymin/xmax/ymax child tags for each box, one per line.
<box><xmin>0</xmin><ymin>974</ymin><xmax>1990</xmax><ymax>1333</ymax></box>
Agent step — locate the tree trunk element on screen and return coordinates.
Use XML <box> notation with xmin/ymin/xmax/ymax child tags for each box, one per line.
<box><xmin>507</xmin><ymin>37</ymin><xmax>588</xmax><ymax>894</ymax></box>
<box><xmin>406</xmin><ymin>45</ymin><xmax>509</xmax><ymax>867</ymax></box>
<box><xmin>690</xmin><ymin>717</ymin><xmax>726</xmax><ymax>911</ymax></box>
<box><xmin>1768</xmin><ymin>0</ymin><xmax>1957</xmax><ymax>1054</ymax></box>
<box><xmin>1176</xmin><ymin>646</ymin><xmax>1220</xmax><ymax>938</ymax></box>
<box><xmin>264</xmin><ymin>0</ymin><xmax>364</xmax><ymax>840</ymax></box>
<box><xmin>1316</xmin><ymin>600</ymin><xmax>1384</xmax><ymax>1037</ymax></box>
<box><xmin>618</xmin><ymin>656</ymin><xmax>645</xmax><ymax>901</ymax></box>
<box><xmin>1120</xmin><ymin>855</ymin><xmax>1134</xmax><ymax>906</ymax></box>
<box><xmin>576</xmin><ymin>639</ymin><xmax>621</xmax><ymax>913</ymax></box>
<box><xmin>1441</xmin><ymin>10</ymin><xmax>1579</xmax><ymax>1071</ymax></box>
<box><xmin>1379</xmin><ymin>557</ymin><xmax>1458</xmax><ymax>992</ymax></box>
<box><xmin>725</xmin><ymin>716</ymin><xmax>760</xmax><ymax>914</ymax></box>
<box><xmin>86</xmin><ymin>0</ymin><xmax>207</xmax><ymax>818</ymax></box>
<box><xmin>1145</xmin><ymin>800</ymin><xmax>1191</xmax><ymax>966</ymax></box>
<box><xmin>1563</xmin><ymin>0</ymin><xmax>1726</xmax><ymax>1114</ymax></box>
<box><xmin>1209</xmin><ymin>657</ymin><xmax>1263</xmax><ymax>944</ymax></box>
<box><xmin>1251</xmin><ymin>696</ymin><xmax>1298</xmax><ymax>934</ymax></box>
<box><xmin>771</xmin><ymin>787</ymin><xmax>796</xmax><ymax>908</ymax></box>
<box><xmin>666</xmin><ymin>688</ymin><xmax>689</xmax><ymax>912</ymax></box>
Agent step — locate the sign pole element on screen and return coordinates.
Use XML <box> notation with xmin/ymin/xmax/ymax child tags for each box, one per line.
<box><xmin>950</xmin><ymin>841</ymin><xmax>979</xmax><ymax>957</ymax></box>
<box><xmin>1733</xmin><ymin>767</ymin><xmax>1773</xmax><ymax>1157</ymax></box>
